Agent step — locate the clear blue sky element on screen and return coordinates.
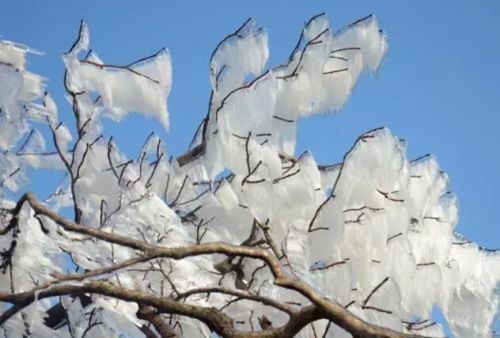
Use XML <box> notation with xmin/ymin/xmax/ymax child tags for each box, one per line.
<box><xmin>3</xmin><ymin>0</ymin><xmax>500</xmax><ymax>258</ymax></box>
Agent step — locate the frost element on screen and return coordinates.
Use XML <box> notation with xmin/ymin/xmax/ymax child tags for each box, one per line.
<box><xmin>0</xmin><ymin>13</ymin><xmax>498</xmax><ymax>338</ymax></box>
<box><xmin>0</xmin><ymin>37</ymin><xmax>50</xmax><ymax>197</ymax></box>
<box><xmin>210</xmin><ymin>18</ymin><xmax>269</xmax><ymax>97</ymax></box>
<box><xmin>63</xmin><ymin>22</ymin><xmax>172</xmax><ymax>129</ymax></box>
<box><xmin>0</xmin><ymin>39</ymin><xmax>45</xmax><ymax>150</ymax></box>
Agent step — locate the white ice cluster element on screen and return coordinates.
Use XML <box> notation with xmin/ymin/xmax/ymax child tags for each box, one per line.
<box><xmin>0</xmin><ymin>13</ymin><xmax>498</xmax><ymax>338</ymax></box>
<box><xmin>0</xmin><ymin>39</ymin><xmax>47</xmax><ymax>194</ymax></box>
<box><xmin>63</xmin><ymin>21</ymin><xmax>172</xmax><ymax>129</ymax></box>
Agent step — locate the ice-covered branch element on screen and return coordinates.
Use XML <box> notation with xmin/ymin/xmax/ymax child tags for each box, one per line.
<box><xmin>0</xmin><ymin>193</ymin><xmax>436</xmax><ymax>338</ymax></box>
<box><xmin>1</xmin><ymin>11</ymin><xmax>498</xmax><ymax>338</ymax></box>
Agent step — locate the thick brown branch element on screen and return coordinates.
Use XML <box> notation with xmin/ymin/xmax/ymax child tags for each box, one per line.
<box><xmin>176</xmin><ymin>286</ymin><xmax>294</xmax><ymax>315</ymax></box>
<box><xmin>137</xmin><ymin>305</ymin><xmax>178</xmax><ymax>338</ymax></box>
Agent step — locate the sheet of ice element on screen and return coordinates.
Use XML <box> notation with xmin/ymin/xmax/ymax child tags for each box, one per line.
<box><xmin>210</xmin><ymin>18</ymin><xmax>269</xmax><ymax>98</ymax></box>
<box><xmin>63</xmin><ymin>22</ymin><xmax>172</xmax><ymax>129</ymax></box>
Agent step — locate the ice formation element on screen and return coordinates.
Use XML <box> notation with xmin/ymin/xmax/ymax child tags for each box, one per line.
<box><xmin>0</xmin><ymin>13</ymin><xmax>498</xmax><ymax>338</ymax></box>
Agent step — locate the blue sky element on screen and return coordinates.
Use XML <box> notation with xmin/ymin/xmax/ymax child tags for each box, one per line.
<box><xmin>1</xmin><ymin>0</ymin><xmax>499</xmax><ymax>331</ymax></box>
<box><xmin>4</xmin><ymin>0</ymin><xmax>497</xmax><ymax>247</ymax></box>
<box><xmin>7</xmin><ymin>0</ymin><xmax>500</xmax><ymax>248</ymax></box>
<box><xmin>0</xmin><ymin>0</ymin><xmax>500</xmax><ymax>248</ymax></box>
